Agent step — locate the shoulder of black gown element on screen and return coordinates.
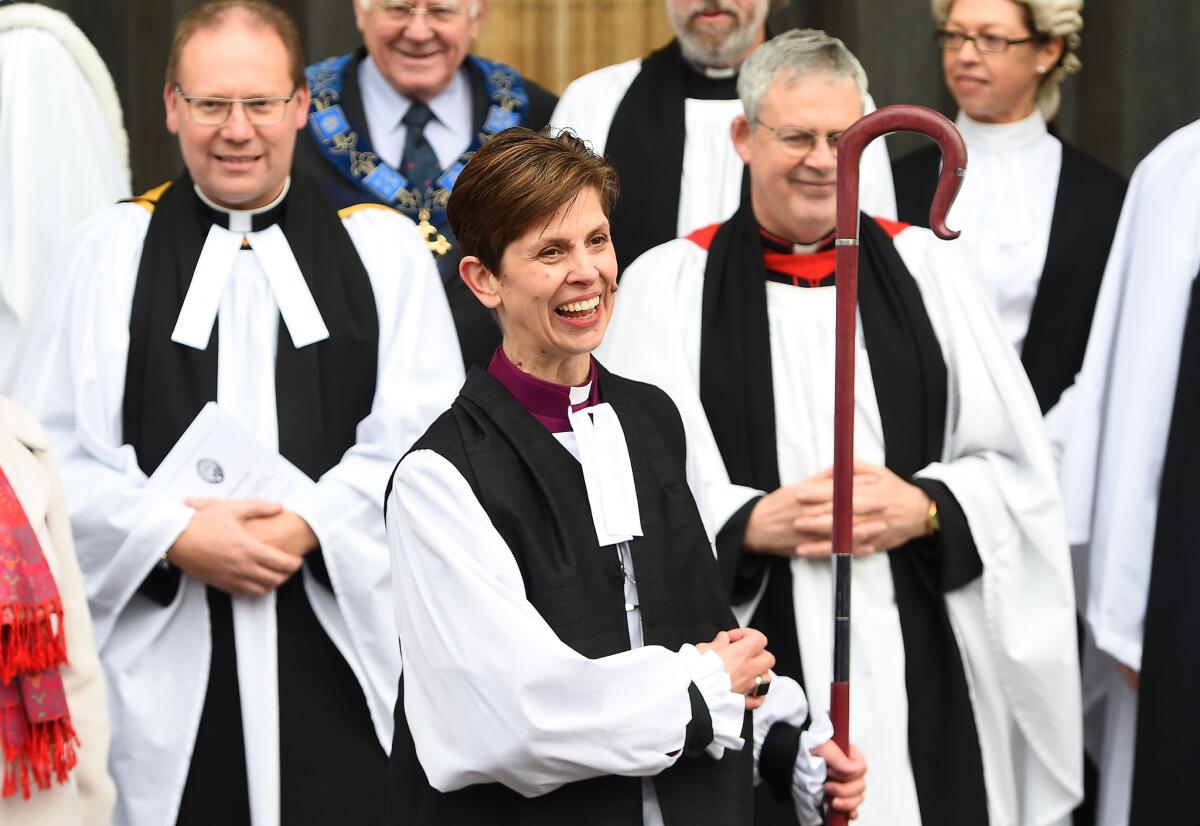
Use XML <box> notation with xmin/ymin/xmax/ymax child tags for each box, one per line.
<box><xmin>605</xmin><ymin>39</ymin><xmax>688</xmax><ymax>272</ymax></box>
<box><xmin>406</xmin><ymin>386</ymin><xmax>473</xmax><ymax>462</ymax></box>
<box><xmin>283</xmin><ymin>169</ymin><xmax>393</xmax><ymax>227</ymax></box>
<box><xmin>120</xmin><ymin>180</ymin><xmax>174</xmax><ymax>213</ymax></box>
<box><xmin>523</xmin><ymin>78</ymin><xmax>559</xmax><ymax>131</ymax></box>
<box><xmin>1020</xmin><ymin>138</ymin><xmax>1128</xmax><ymax>412</ymax></box>
<box><xmin>891</xmin><ymin>143</ymin><xmax>942</xmax><ymax>227</ymax></box>
<box><xmin>596</xmin><ymin>362</ymin><xmax>688</xmax><ymax>466</ymax></box>
<box><xmin>1055</xmin><ymin>139</ymin><xmax>1127</xmax><ymax>217</ymax></box>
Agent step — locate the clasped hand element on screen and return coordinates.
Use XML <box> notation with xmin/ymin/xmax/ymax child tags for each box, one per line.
<box><xmin>165</xmin><ymin>497</ymin><xmax>318</xmax><ymax>596</ymax></box>
<box><xmin>743</xmin><ymin>460</ymin><xmax>931</xmax><ymax>558</ymax></box>
<box><xmin>697</xmin><ymin>627</ymin><xmax>774</xmax><ymax>710</ymax></box>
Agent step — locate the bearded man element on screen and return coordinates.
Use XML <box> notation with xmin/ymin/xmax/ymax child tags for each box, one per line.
<box><xmin>550</xmin><ymin>0</ymin><xmax>895</xmax><ymax>272</ymax></box>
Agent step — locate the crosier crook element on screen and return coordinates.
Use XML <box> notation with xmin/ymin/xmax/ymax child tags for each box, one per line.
<box><xmin>828</xmin><ymin>105</ymin><xmax>966</xmax><ymax>826</ymax></box>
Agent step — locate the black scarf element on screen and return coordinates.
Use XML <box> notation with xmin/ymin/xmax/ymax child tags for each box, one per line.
<box><xmin>122</xmin><ymin>172</ymin><xmax>379</xmax><ymax>480</ymax></box>
<box><xmin>697</xmin><ymin>203</ymin><xmax>989</xmax><ymax>825</ymax></box>
<box><xmin>605</xmin><ymin>39</ymin><xmax>740</xmax><ymax>272</ymax></box>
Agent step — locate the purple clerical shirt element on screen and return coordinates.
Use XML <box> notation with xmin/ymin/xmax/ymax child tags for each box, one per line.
<box><xmin>486</xmin><ymin>347</ymin><xmax>602</xmax><ymax>434</ymax></box>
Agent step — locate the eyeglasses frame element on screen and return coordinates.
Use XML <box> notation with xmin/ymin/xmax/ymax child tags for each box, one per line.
<box><xmin>172</xmin><ymin>84</ymin><xmax>299</xmax><ymax>126</ymax></box>
<box><xmin>754</xmin><ymin>119</ymin><xmax>845</xmax><ymax>159</ymax></box>
<box><xmin>934</xmin><ymin>28</ymin><xmax>1040</xmax><ymax>54</ymax></box>
<box><xmin>375</xmin><ymin>1</ymin><xmax>469</xmax><ymax>25</ymax></box>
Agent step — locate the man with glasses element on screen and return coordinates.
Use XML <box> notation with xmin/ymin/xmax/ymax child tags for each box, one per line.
<box><xmin>600</xmin><ymin>29</ymin><xmax>1081</xmax><ymax>826</ymax></box>
<box><xmin>550</xmin><ymin>0</ymin><xmax>895</xmax><ymax>274</ymax></box>
<box><xmin>296</xmin><ymin>0</ymin><xmax>557</xmax><ymax>369</ymax></box>
<box><xmin>10</xmin><ymin>2</ymin><xmax>464</xmax><ymax>824</ymax></box>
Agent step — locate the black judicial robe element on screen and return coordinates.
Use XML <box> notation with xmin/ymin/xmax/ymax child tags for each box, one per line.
<box><xmin>1129</xmin><ymin>267</ymin><xmax>1200</xmax><ymax>824</ymax></box>
<box><xmin>385</xmin><ymin>365</ymin><xmax>758</xmax><ymax>825</ymax></box>
<box><xmin>699</xmin><ymin>204</ymin><xmax>989</xmax><ymax>826</ymax></box>
<box><xmin>893</xmin><ymin>140</ymin><xmax>1126</xmax><ymax>413</ymax></box>
<box><xmin>294</xmin><ymin>48</ymin><xmax>558</xmax><ymax>371</ymax></box>
<box><xmin>122</xmin><ymin>173</ymin><xmax>386</xmax><ymax>826</ymax></box>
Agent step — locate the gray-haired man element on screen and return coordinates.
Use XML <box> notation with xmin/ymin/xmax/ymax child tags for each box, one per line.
<box><xmin>295</xmin><ymin>0</ymin><xmax>558</xmax><ymax>369</ymax></box>
<box><xmin>600</xmin><ymin>28</ymin><xmax>1082</xmax><ymax>826</ymax></box>
<box><xmin>550</xmin><ymin>0</ymin><xmax>896</xmax><ymax>273</ymax></box>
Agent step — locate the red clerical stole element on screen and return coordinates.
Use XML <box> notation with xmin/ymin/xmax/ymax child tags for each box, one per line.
<box><xmin>0</xmin><ymin>467</ymin><xmax>77</xmax><ymax>799</ymax></box>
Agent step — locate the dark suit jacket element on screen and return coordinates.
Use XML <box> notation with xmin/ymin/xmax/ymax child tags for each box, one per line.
<box><xmin>294</xmin><ymin>48</ymin><xmax>559</xmax><ymax>370</ymax></box>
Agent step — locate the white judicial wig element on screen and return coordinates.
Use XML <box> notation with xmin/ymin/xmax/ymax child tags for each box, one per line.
<box><xmin>598</xmin><ymin>226</ymin><xmax>1083</xmax><ymax>826</ymax></box>
<box><xmin>1052</xmin><ymin>119</ymin><xmax>1200</xmax><ymax>825</ymax></box>
<box><xmin>9</xmin><ymin>195</ymin><xmax>465</xmax><ymax>826</ymax></box>
<box><xmin>549</xmin><ymin>59</ymin><xmax>897</xmax><ymax>238</ymax></box>
<box><xmin>0</xmin><ymin>3</ymin><xmax>130</xmax><ymax>388</ymax></box>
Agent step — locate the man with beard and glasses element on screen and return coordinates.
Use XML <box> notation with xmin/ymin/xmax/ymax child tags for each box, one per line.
<box><xmin>296</xmin><ymin>0</ymin><xmax>558</xmax><ymax>370</ymax></box>
<box><xmin>550</xmin><ymin>0</ymin><xmax>895</xmax><ymax>272</ymax></box>
<box><xmin>600</xmin><ymin>29</ymin><xmax>1082</xmax><ymax>826</ymax></box>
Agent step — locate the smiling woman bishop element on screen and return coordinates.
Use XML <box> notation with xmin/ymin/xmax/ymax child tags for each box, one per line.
<box><xmin>382</xmin><ymin>127</ymin><xmax>869</xmax><ymax>826</ymax></box>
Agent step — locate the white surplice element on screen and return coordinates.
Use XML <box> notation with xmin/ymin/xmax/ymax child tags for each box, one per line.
<box><xmin>0</xmin><ymin>4</ymin><xmax>130</xmax><ymax>389</ymax></box>
<box><xmin>938</xmin><ymin>110</ymin><xmax>1062</xmax><ymax>353</ymax></box>
<box><xmin>549</xmin><ymin>58</ymin><xmax>897</xmax><ymax>239</ymax></box>
<box><xmin>1051</xmin><ymin>118</ymin><xmax>1200</xmax><ymax>826</ymax></box>
<box><xmin>597</xmin><ymin>226</ymin><xmax>1082</xmax><ymax>826</ymax></box>
<box><xmin>387</xmin><ymin>380</ymin><xmax>831</xmax><ymax>824</ymax></box>
<box><xmin>9</xmin><ymin>193</ymin><xmax>464</xmax><ymax>826</ymax></box>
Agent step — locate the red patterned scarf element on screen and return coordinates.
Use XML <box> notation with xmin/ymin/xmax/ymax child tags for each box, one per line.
<box><xmin>0</xmin><ymin>466</ymin><xmax>77</xmax><ymax>798</ymax></box>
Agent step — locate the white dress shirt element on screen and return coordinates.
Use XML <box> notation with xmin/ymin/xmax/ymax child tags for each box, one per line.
<box><xmin>358</xmin><ymin>54</ymin><xmax>474</xmax><ymax>172</ymax></box>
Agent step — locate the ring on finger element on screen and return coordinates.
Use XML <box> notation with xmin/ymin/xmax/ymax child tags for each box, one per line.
<box><xmin>753</xmin><ymin>673</ymin><xmax>770</xmax><ymax>697</ymax></box>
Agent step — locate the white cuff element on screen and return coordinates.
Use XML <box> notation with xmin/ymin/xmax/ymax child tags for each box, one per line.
<box><xmin>751</xmin><ymin>674</ymin><xmax>809</xmax><ymax>766</ymax></box>
<box><xmin>281</xmin><ymin>475</ymin><xmax>333</xmax><ymax>541</ymax></box>
<box><xmin>793</xmin><ymin>712</ymin><xmax>833</xmax><ymax>826</ymax></box>
<box><xmin>677</xmin><ymin>644</ymin><xmax>745</xmax><ymax>759</ymax></box>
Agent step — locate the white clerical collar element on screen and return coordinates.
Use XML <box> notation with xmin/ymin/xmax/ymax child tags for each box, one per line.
<box><xmin>194</xmin><ymin>178</ymin><xmax>290</xmax><ymax>232</ymax></box>
<box><xmin>679</xmin><ymin>54</ymin><xmax>741</xmax><ymax>79</ymax></box>
<box><xmin>955</xmin><ymin>108</ymin><xmax>1048</xmax><ymax>153</ymax></box>
<box><xmin>172</xmin><ymin>181</ymin><xmax>328</xmax><ymax>351</ymax></box>
<box><xmin>791</xmin><ymin>238</ymin><xmax>825</xmax><ymax>255</ymax></box>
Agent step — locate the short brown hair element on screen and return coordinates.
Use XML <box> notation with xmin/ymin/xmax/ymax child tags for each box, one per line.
<box><xmin>165</xmin><ymin>1</ymin><xmax>305</xmax><ymax>89</ymax></box>
<box><xmin>447</xmin><ymin>128</ymin><xmax>620</xmax><ymax>275</ymax></box>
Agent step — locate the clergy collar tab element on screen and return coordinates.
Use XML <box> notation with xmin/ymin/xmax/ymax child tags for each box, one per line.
<box><xmin>486</xmin><ymin>347</ymin><xmax>601</xmax><ymax>434</ymax></box>
<box><xmin>700</xmin><ymin>64</ymin><xmax>738</xmax><ymax>79</ymax></box>
<box><xmin>193</xmin><ymin>177</ymin><xmax>291</xmax><ymax>233</ymax></box>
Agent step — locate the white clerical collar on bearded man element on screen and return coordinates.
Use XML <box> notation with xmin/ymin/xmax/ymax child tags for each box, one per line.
<box><xmin>171</xmin><ymin>177</ymin><xmax>330</xmax><ymax>351</ymax></box>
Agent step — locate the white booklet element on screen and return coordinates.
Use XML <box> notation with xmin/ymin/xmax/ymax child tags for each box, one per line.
<box><xmin>146</xmin><ymin>402</ymin><xmax>313</xmax><ymax>502</ymax></box>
